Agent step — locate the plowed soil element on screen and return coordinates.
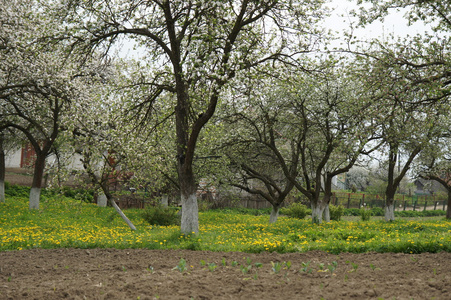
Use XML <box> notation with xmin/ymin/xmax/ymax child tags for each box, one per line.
<box><xmin>1</xmin><ymin>248</ymin><xmax>450</xmax><ymax>300</ymax></box>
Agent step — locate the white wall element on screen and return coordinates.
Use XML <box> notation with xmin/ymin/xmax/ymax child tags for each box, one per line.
<box><xmin>4</xmin><ymin>148</ymin><xmax>85</xmax><ymax>171</ymax></box>
<box><xmin>5</xmin><ymin>148</ymin><xmax>21</xmax><ymax>168</ymax></box>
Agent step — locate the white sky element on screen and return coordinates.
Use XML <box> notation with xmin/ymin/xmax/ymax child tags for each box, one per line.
<box><xmin>324</xmin><ymin>0</ymin><xmax>434</xmax><ymax>44</ymax></box>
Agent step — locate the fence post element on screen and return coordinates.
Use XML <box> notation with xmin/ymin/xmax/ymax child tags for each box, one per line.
<box><xmin>413</xmin><ymin>200</ymin><xmax>416</xmax><ymax>211</ymax></box>
<box><xmin>443</xmin><ymin>200</ymin><xmax>446</xmax><ymax>211</ymax></box>
<box><xmin>434</xmin><ymin>201</ymin><xmax>437</xmax><ymax>210</ymax></box>
<box><xmin>347</xmin><ymin>193</ymin><xmax>351</xmax><ymax>208</ymax></box>
<box><xmin>423</xmin><ymin>200</ymin><xmax>427</xmax><ymax>211</ymax></box>
<box><xmin>403</xmin><ymin>200</ymin><xmax>407</xmax><ymax>211</ymax></box>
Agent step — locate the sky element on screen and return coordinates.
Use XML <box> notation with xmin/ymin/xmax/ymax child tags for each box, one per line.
<box><xmin>324</xmin><ymin>0</ymin><xmax>433</xmax><ymax>43</ymax></box>
<box><xmin>117</xmin><ymin>1</ymin><xmax>434</xmax><ymax>59</ymax></box>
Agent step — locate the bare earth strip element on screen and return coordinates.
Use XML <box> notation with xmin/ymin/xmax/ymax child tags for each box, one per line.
<box><xmin>0</xmin><ymin>249</ymin><xmax>449</xmax><ymax>300</ymax></box>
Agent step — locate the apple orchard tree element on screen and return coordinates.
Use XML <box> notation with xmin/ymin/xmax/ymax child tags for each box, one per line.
<box><xmin>0</xmin><ymin>0</ymin><xmax>95</xmax><ymax>209</ymax></box>
<box><xmin>57</xmin><ymin>0</ymin><xmax>328</xmax><ymax>234</ymax></box>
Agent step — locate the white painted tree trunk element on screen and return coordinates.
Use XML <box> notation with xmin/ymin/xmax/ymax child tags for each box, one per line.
<box><xmin>311</xmin><ymin>203</ymin><xmax>325</xmax><ymax>224</ymax></box>
<box><xmin>0</xmin><ymin>138</ymin><xmax>5</xmax><ymax>204</ymax></box>
<box><xmin>181</xmin><ymin>193</ymin><xmax>199</xmax><ymax>234</ymax></box>
<box><xmin>323</xmin><ymin>204</ymin><xmax>330</xmax><ymax>222</ymax></box>
<box><xmin>29</xmin><ymin>187</ymin><xmax>41</xmax><ymax>210</ymax></box>
<box><xmin>161</xmin><ymin>194</ymin><xmax>169</xmax><ymax>208</ymax></box>
<box><xmin>384</xmin><ymin>203</ymin><xmax>395</xmax><ymax>222</ymax></box>
<box><xmin>97</xmin><ymin>193</ymin><xmax>107</xmax><ymax>207</ymax></box>
<box><xmin>0</xmin><ymin>180</ymin><xmax>4</xmax><ymax>203</ymax></box>
<box><xmin>269</xmin><ymin>206</ymin><xmax>279</xmax><ymax>223</ymax></box>
<box><xmin>109</xmin><ymin>198</ymin><xmax>136</xmax><ymax>231</ymax></box>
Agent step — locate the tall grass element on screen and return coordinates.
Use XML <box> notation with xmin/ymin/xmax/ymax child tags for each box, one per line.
<box><xmin>1</xmin><ymin>196</ymin><xmax>450</xmax><ymax>254</ymax></box>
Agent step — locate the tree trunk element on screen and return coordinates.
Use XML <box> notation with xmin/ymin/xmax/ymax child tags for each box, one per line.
<box><xmin>97</xmin><ymin>192</ymin><xmax>107</xmax><ymax>207</ymax></box>
<box><xmin>82</xmin><ymin>156</ymin><xmax>137</xmax><ymax>230</ymax></box>
<box><xmin>29</xmin><ymin>154</ymin><xmax>46</xmax><ymax>210</ymax></box>
<box><xmin>108</xmin><ymin>197</ymin><xmax>137</xmax><ymax>231</ymax></box>
<box><xmin>177</xmin><ymin>138</ymin><xmax>199</xmax><ymax>234</ymax></box>
<box><xmin>311</xmin><ymin>201</ymin><xmax>326</xmax><ymax>224</ymax></box>
<box><xmin>161</xmin><ymin>194</ymin><xmax>169</xmax><ymax>208</ymax></box>
<box><xmin>269</xmin><ymin>205</ymin><xmax>279</xmax><ymax>223</ymax></box>
<box><xmin>384</xmin><ymin>198</ymin><xmax>395</xmax><ymax>222</ymax></box>
<box><xmin>100</xmin><ymin>186</ymin><xmax>136</xmax><ymax>230</ymax></box>
<box><xmin>385</xmin><ymin>181</ymin><xmax>397</xmax><ymax>221</ymax></box>
<box><xmin>180</xmin><ymin>192</ymin><xmax>199</xmax><ymax>234</ymax></box>
<box><xmin>447</xmin><ymin>189</ymin><xmax>451</xmax><ymax>219</ymax></box>
<box><xmin>0</xmin><ymin>180</ymin><xmax>4</xmax><ymax>203</ymax></box>
<box><xmin>0</xmin><ymin>138</ymin><xmax>5</xmax><ymax>203</ymax></box>
<box><xmin>322</xmin><ymin>176</ymin><xmax>332</xmax><ymax>222</ymax></box>
<box><xmin>323</xmin><ymin>204</ymin><xmax>330</xmax><ymax>222</ymax></box>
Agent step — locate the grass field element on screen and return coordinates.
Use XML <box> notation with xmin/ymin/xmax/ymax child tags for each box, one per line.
<box><xmin>1</xmin><ymin>195</ymin><xmax>450</xmax><ymax>254</ymax></box>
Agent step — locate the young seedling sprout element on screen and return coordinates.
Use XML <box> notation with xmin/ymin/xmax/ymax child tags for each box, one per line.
<box><xmin>208</xmin><ymin>263</ymin><xmax>217</xmax><ymax>272</ymax></box>
<box><xmin>173</xmin><ymin>258</ymin><xmax>187</xmax><ymax>273</ymax></box>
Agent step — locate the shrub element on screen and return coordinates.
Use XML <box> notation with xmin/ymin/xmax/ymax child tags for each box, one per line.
<box><xmin>5</xmin><ymin>183</ymin><xmax>29</xmax><ymax>198</ymax></box>
<box><xmin>360</xmin><ymin>208</ymin><xmax>372</xmax><ymax>221</ymax></box>
<box><xmin>69</xmin><ymin>188</ymin><xmax>95</xmax><ymax>203</ymax></box>
<box><xmin>280</xmin><ymin>202</ymin><xmax>308</xmax><ymax>219</ymax></box>
<box><xmin>421</xmin><ymin>210</ymin><xmax>446</xmax><ymax>217</ymax></box>
<box><xmin>141</xmin><ymin>205</ymin><xmax>181</xmax><ymax>226</ymax></box>
<box><xmin>371</xmin><ymin>207</ymin><xmax>385</xmax><ymax>216</ymax></box>
<box><xmin>197</xmin><ymin>200</ymin><xmax>210</xmax><ymax>212</ymax></box>
<box><xmin>329</xmin><ymin>204</ymin><xmax>344</xmax><ymax>221</ymax></box>
<box><xmin>393</xmin><ymin>210</ymin><xmax>446</xmax><ymax>218</ymax></box>
<box><xmin>344</xmin><ymin>208</ymin><xmax>360</xmax><ymax>216</ymax></box>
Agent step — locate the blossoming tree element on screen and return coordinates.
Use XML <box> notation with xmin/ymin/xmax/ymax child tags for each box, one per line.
<box><xmin>58</xmin><ymin>0</ymin><xmax>328</xmax><ymax>234</ymax></box>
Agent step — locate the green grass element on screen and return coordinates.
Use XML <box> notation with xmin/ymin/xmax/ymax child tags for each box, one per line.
<box><xmin>0</xmin><ymin>196</ymin><xmax>450</xmax><ymax>254</ymax></box>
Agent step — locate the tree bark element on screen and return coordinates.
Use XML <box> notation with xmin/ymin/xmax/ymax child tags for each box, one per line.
<box><xmin>180</xmin><ymin>192</ymin><xmax>199</xmax><ymax>234</ymax></box>
<box><xmin>385</xmin><ymin>145</ymin><xmax>397</xmax><ymax>221</ymax></box>
<box><xmin>385</xmin><ymin>180</ymin><xmax>396</xmax><ymax>221</ymax></box>
<box><xmin>109</xmin><ymin>196</ymin><xmax>137</xmax><ymax>231</ymax></box>
<box><xmin>323</xmin><ymin>204</ymin><xmax>330</xmax><ymax>222</ymax></box>
<box><xmin>101</xmin><ymin>186</ymin><xmax>136</xmax><ymax>230</ymax></box>
<box><xmin>161</xmin><ymin>194</ymin><xmax>169</xmax><ymax>208</ymax></box>
<box><xmin>384</xmin><ymin>201</ymin><xmax>395</xmax><ymax>222</ymax></box>
<box><xmin>97</xmin><ymin>192</ymin><xmax>107</xmax><ymax>207</ymax></box>
<box><xmin>385</xmin><ymin>166</ymin><xmax>397</xmax><ymax>221</ymax></box>
<box><xmin>269</xmin><ymin>205</ymin><xmax>280</xmax><ymax>223</ymax></box>
<box><xmin>29</xmin><ymin>153</ymin><xmax>46</xmax><ymax>210</ymax></box>
<box><xmin>174</xmin><ymin>72</ymin><xmax>201</xmax><ymax>234</ymax></box>
<box><xmin>102</xmin><ymin>184</ymin><xmax>136</xmax><ymax>230</ymax></box>
<box><xmin>177</xmin><ymin>131</ymin><xmax>199</xmax><ymax>233</ymax></box>
<box><xmin>447</xmin><ymin>188</ymin><xmax>451</xmax><ymax>219</ymax></box>
<box><xmin>322</xmin><ymin>175</ymin><xmax>333</xmax><ymax>222</ymax></box>
<box><xmin>385</xmin><ymin>187</ymin><xmax>396</xmax><ymax>221</ymax></box>
<box><xmin>311</xmin><ymin>201</ymin><xmax>326</xmax><ymax>224</ymax></box>
<box><xmin>384</xmin><ymin>143</ymin><xmax>421</xmax><ymax>222</ymax></box>
<box><xmin>0</xmin><ymin>181</ymin><xmax>4</xmax><ymax>203</ymax></box>
<box><xmin>0</xmin><ymin>136</ymin><xmax>5</xmax><ymax>203</ymax></box>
